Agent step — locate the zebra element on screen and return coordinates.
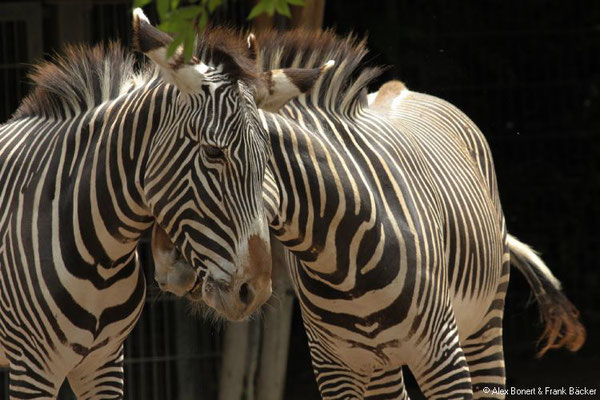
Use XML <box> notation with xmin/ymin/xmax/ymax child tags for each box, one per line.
<box><xmin>0</xmin><ymin>9</ymin><xmax>327</xmax><ymax>398</ymax></box>
<box><xmin>155</xmin><ymin>29</ymin><xmax>585</xmax><ymax>399</ymax></box>
<box><xmin>259</xmin><ymin>31</ymin><xmax>585</xmax><ymax>399</ymax></box>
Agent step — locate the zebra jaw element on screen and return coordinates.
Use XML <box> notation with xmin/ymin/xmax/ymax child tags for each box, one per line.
<box><xmin>151</xmin><ymin>223</ymin><xmax>272</xmax><ymax>321</ymax></box>
<box><xmin>187</xmin><ymin>272</ymin><xmax>203</xmax><ymax>300</ymax></box>
<box><xmin>151</xmin><ymin>224</ymin><xmax>198</xmax><ymax>297</ymax></box>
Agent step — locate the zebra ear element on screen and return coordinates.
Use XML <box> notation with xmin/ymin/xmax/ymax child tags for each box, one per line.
<box><xmin>247</xmin><ymin>33</ymin><xmax>259</xmax><ymax>62</ymax></box>
<box><xmin>132</xmin><ymin>8</ymin><xmax>207</xmax><ymax>93</ymax></box>
<box><xmin>256</xmin><ymin>60</ymin><xmax>335</xmax><ymax>112</ymax></box>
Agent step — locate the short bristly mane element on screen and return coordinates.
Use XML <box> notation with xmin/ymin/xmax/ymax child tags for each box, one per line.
<box><xmin>12</xmin><ymin>42</ymin><xmax>144</xmax><ymax>120</ymax></box>
<box><xmin>194</xmin><ymin>26</ymin><xmax>260</xmax><ymax>85</ymax></box>
<box><xmin>256</xmin><ymin>29</ymin><xmax>383</xmax><ymax>115</ymax></box>
<box><xmin>12</xmin><ymin>27</ymin><xmax>259</xmax><ymax>121</ymax></box>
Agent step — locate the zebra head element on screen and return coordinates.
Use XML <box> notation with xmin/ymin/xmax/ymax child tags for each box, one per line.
<box><xmin>133</xmin><ymin>10</ymin><xmax>329</xmax><ymax>320</ymax></box>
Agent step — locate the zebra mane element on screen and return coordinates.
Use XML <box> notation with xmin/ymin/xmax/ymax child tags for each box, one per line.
<box><xmin>12</xmin><ymin>27</ymin><xmax>259</xmax><ymax>121</ymax></box>
<box><xmin>12</xmin><ymin>42</ymin><xmax>147</xmax><ymax>120</ymax></box>
<box><xmin>256</xmin><ymin>29</ymin><xmax>383</xmax><ymax>114</ymax></box>
<box><xmin>194</xmin><ymin>26</ymin><xmax>260</xmax><ymax>85</ymax></box>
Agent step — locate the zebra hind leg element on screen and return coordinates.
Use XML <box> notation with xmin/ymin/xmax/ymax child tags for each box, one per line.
<box><xmin>364</xmin><ymin>366</ymin><xmax>411</xmax><ymax>400</ymax></box>
<box><xmin>408</xmin><ymin>314</ymin><xmax>474</xmax><ymax>399</ymax></box>
<box><xmin>462</xmin><ymin>324</ymin><xmax>505</xmax><ymax>399</ymax></box>
<box><xmin>67</xmin><ymin>344</ymin><xmax>125</xmax><ymax>399</ymax></box>
<box><xmin>462</xmin><ymin>281</ymin><xmax>509</xmax><ymax>399</ymax></box>
<box><xmin>7</xmin><ymin>361</ymin><xmax>63</xmax><ymax>399</ymax></box>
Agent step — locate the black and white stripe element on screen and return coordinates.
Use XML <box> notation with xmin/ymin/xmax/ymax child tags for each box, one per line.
<box><xmin>253</xmin><ymin>30</ymin><xmax>585</xmax><ymax>400</ymax></box>
<box><xmin>0</xmin><ymin>20</ymin><xmax>275</xmax><ymax>398</ymax></box>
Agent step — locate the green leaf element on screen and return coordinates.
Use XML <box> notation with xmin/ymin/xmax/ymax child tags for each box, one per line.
<box><xmin>265</xmin><ymin>0</ymin><xmax>276</xmax><ymax>15</ymax></box>
<box><xmin>166</xmin><ymin>33</ymin><xmax>185</xmax><ymax>59</ymax></box>
<box><xmin>170</xmin><ymin>5</ymin><xmax>204</xmax><ymax>20</ymax></box>
<box><xmin>198</xmin><ymin>9</ymin><xmax>209</xmax><ymax>31</ymax></box>
<box><xmin>170</xmin><ymin>0</ymin><xmax>180</xmax><ymax>10</ymax></box>
<box><xmin>287</xmin><ymin>0</ymin><xmax>304</xmax><ymax>5</ymax></box>
<box><xmin>248</xmin><ymin>0</ymin><xmax>279</xmax><ymax>19</ymax></box>
<box><xmin>274</xmin><ymin>0</ymin><xmax>291</xmax><ymax>17</ymax></box>
<box><xmin>247</xmin><ymin>2</ymin><xmax>268</xmax><ymax>20</ymax></box>
<box><xmin>133</xmin><ymin>0</ymin><xmax>152</xmax><ymax>8</ymax></box>
<box><xmin>156</xmin><ymin>0</ymin><xmax>170</xmax><ymax>20</ymax></box>
<box><xmin>208</xmin><ymin>0</ymin><xmax>222</xmax><ymax>13</ymax></box>
<box><xmin>183</xmin><ymin>29</ymin><xmax>195</xmax><ymax>62</ymax></box>
<box><xmin>158</xmin><ymin>19</ymin><xmax>185</xmax><ymax>33</ymax></box>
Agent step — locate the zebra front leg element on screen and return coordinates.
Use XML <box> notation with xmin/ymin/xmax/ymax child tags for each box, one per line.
<box><xmin>408</xmin><ymin>314</ymin><xmax>473</xmax><ymax>399</ymax></box>
<box><xmin>313</xmin><ymin>363</ymin><xmax>370</xmax><ymax>400</ymax></box>
<box><xmin>307</xmin><ymin>345</ymin><xmax>370</xmax><ymax>400</ymax></box>
<box><xmin>364</xmin><ymin>366</ymin><xmax>410</xmax><ymax>400</ymax></box>
<box><xmin>67</xmin><ymin>344</ymin><xmax>125</xmax><ymax>400</ymax></box>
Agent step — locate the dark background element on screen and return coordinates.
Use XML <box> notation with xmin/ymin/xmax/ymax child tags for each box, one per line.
<box><xmin>0</xmin><ymin>0</ymin><xmax>598</xmax><ymax>398</ymax></box>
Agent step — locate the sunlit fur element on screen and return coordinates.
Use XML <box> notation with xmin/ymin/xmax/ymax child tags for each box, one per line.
<box><xmin>0</xmin><ymin>35</ymin><xmax>270</xmax><ymax>398</ymax></box>
<box><xmin>255</xmin><ymin>30</ymin><xmax>584</xmax><ymax>400</ymax></box>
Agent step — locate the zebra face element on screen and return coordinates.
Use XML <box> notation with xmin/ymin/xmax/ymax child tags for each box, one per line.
<box><xmin>133</xmin><ymin>9</ymin><xmax>331</xmax><ymax>320</ymax></box>
<box><xmin>144</xmin><ymin>82</ymin><xmax>273</xmax><ymax>321</ymax></box>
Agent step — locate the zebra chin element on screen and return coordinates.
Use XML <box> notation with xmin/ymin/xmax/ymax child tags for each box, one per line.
<box><xmin>193</xmin><ymin>231</ymin><xmax>273</xmax><ymax>321</ymax></box>
<box><xmin>150</xmin><ymin>223</ymin><xmax>273</xmax><ymax>321</ymax></box>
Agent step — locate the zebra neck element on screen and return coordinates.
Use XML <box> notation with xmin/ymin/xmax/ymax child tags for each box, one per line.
<box><xmin>71</xmin><ymin>83</ymin><xmax>178</xmax><ymax>265</ymax></box>
<box><xmin>43</xmin><ymin>82</ymin><xmax>169</xmax><ymax>270</ymax></box>
<box><xmin>266</xmin><ymin>110</ymin><xmax>380</xmax><ymax>277</ymax></box>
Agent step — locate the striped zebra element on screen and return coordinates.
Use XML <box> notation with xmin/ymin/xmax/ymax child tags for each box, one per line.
<box><xmin>0</xmin><ymin>9</ymin><xmax>326</xmax><ymax>398</ymax></box>
<box><xmin>258</xmin><ymin>32</ymin><xmax>585</xmax><ymax>399</ymax></box>
<box><xmin>156</xmin><ymin>30</ymin><xmax>585</xmax><ymax>399</ymax></box>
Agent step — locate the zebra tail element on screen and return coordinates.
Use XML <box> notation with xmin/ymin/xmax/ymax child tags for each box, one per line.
<box><xmin>507</xmin><ymin>234</ymin><xmax>586</xmax><ymax>357</ymax></box>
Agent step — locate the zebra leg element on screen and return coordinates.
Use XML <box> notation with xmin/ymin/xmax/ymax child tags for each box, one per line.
<box><xmin>462</xmin><ymin>325</ymin><xmax>505</xmax><ymax>399</ymax></box>
<box><xmin>408</xmin><ymin>316</ymin><xmax>474</xmax><ymax>399</ymax></box>
<box><xmin>7</xmin><ymin>360</ymin><xmax>64</xmax><ymax>399</ymax></box>
<box><xmin>313</xmin><ymin>364</ymin><xmax>370</xmax><ymax>400</ymax></box>
<box><xmin>461</xmin><ymin>280</ymin><xmax>509</xmax><ymax>399</ymax></box>
<box><xmin>308</xmin><ymin>347</ymin><xmax>370</xmax><ymax>400</ymax></box>
<box><xmin>364</xmin><ymin>366</ymin><xmax>410</xmax><ymax>400</ymax></box>
<box><xmin>67</xmin><ymin>344</ymin><xmax>125</xmax><ymax>399</ymax></box>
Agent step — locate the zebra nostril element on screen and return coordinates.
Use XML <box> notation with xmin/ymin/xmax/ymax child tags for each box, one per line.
<box><xmin>238</xmin><ymin>282</ymin><xmax>253</xmax><ymax>305</ymax></box>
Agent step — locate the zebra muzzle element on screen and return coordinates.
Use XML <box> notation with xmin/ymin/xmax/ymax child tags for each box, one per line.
<box><xmin>198</xmin><ymin>271</ymin><xmax>264</xmax><ymax>321</ymax></box>
<box><xmin>151</xmin><ymin>222</ymin><xmax>273</xmax><ymax>320</ymax></box>
<box><xmin>198</xmin><ymin>234</ymin><xmax>273</xmax><ymax>321</ymax></box>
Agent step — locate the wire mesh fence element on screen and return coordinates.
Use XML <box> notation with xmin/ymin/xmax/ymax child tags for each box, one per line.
<box><xmin>122</xmin><ymin>241</ymin><xmax>223</xmax><ymax>400</ymax></box>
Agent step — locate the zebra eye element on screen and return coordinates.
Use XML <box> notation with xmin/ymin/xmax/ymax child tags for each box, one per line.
<box><xmin>203</xmin><ymin>145</ymin><xmax>225</xmax><ymax>160</ymax></box>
